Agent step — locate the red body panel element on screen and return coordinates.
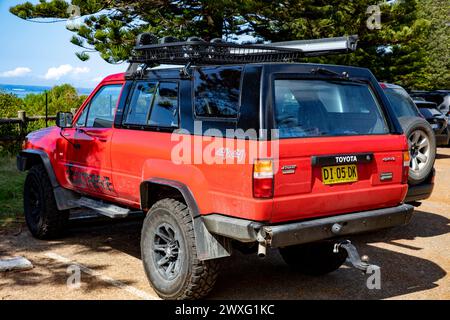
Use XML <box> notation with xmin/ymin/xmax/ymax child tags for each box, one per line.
<box><xmin>23</xmin><ymin>74</ymin><xmax>409</xmax><ymax>224</ymax></box>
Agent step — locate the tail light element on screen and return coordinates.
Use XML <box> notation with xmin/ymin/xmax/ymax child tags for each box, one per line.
<box><xmin>402</xmin><ymin>151</ymin><xmax>410</xmax><ymax>184</ymax></box>
<box><xmin>253</xmin><ymin>159</ymin><xmax>274</xmax><ymax>198</ymax></box>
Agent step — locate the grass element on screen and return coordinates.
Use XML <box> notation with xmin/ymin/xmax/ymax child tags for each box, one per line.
<box><xmin>0</xmin><ymin>156</ymin><xmax>25</xmax><ymax>227</ymax></box>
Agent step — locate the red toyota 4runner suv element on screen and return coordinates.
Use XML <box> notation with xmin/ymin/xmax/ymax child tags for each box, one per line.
<box><xmin>17</xmin><ymin>36</ymin><xmax>414</xmax><ymax>299</ymax></box>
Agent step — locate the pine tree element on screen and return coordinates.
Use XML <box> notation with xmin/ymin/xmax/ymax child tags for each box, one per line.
<box><xmin>10</xmin><ymin>0</ymin><xmax>248</xmax><ymax>63</ymax></box>
<box><xmin>413</xmin><ymin>0</ymin><xmax>450</xmax><ymax>89</ymax></box>
<box><xmin>10</xmin><ymin>0</ymin><xmax>441</xmax><ymax>89</ymax></box>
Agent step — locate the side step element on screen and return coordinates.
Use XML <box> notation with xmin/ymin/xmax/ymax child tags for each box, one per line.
<box><xmin>69</xmin><ymin>197</ymin><xmax>130</xmax><ymax>219</ymax></box>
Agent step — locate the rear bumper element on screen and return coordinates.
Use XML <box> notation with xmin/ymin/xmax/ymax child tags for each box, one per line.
<box><xmin>203</xmin><ymin>204</ymin><xmax>414</xmax><ymax>248</ymax></box>
<box><xmin>405</xmin><ymin>168</ymin><xmax>435</xmax><ymax>203</ymax></box>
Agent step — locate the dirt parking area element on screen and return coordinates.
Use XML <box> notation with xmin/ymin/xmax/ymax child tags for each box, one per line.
<box><xmin>1</xmin><ymin>149</ymin><xmax>449</xmax><ymax>300</ymax></box>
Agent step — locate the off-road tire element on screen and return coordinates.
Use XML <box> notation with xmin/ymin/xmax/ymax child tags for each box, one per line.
<box><xmin>279</xmin><ymin>241</ymin><xmax>348</xmax><ymax>276</ymax></box>
<box><xmin>23</xmin><ymin>164</ymin><xmax>69</xmax><ymax>239</ymax></box>
<box><xmin>398</xmin><ymin>117</ymin><xmax>436</xmax><ymax>185</ymax></box>
<box><xmin>141</xmin><ymin>198</ymin><xmax>220</xmax><ymax>300</ymax></box>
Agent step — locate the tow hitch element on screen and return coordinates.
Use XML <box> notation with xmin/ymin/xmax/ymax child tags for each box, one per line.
<box><xmin>334</xmin><ymin>240</ymin><xmax>380</xmax><ymax>273</ymax></box>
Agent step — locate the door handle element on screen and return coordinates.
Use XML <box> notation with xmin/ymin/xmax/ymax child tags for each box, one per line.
<box><xmin>90</xmin><ymin>135</ymin><xmax>107</xmax><ymax>142</ymax></box>
<box><xmin>77</xmin><ymin>128</ymin><xmax>108</xmax><ymax>142</ymax></box>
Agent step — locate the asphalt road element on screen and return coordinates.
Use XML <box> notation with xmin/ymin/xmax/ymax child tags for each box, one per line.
<box><xmin>1</xmin><ymin>149</ymin><xmax>449</xmax><ymax>300</ymax></box>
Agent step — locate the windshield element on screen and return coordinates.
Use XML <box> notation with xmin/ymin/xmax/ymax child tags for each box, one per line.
<box><xmin>273</xmin><ymin>80</ymin><xmax>389</xmax><ymax>138</ymax></box>
<box><xmin>419</xmin><ymin>107</ymin><xmax>442</xmax><ymax>118</ymax></box>
<box><xmin>383</xmin><ymin>88</ymin><xmax>421</xmax><ymax>118</ymax></box>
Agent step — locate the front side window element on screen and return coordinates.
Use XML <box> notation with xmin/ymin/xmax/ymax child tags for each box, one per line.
<box><xmin>78</xmin><ymin>85</ymin><xmax>123</xmax><ymax>128</ymax></box>
<box><xmin>194</xmin><ymin>66</ymin><xmax>242</xmax><ymax>118</ymax></box>
<box><xmin>274</xmin><ymin>80</ymin><xmax>389</xmax><ymax>138</ymax></box>
<box><xmin>76</xmin><ymin>106</ymin><xmax>88</xmax><ymax>127</ymax></box>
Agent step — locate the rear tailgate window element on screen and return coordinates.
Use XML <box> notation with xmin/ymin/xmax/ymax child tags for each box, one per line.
<box><xmin>274</xmin><ymin>80</ymin><xmax>389</xmax><ymax>138</ymax></box>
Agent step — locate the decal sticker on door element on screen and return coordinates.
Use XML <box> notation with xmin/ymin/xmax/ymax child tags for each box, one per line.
<box><xmin>66</xmin><ymin>165</ymin><xmax>115</xmax><ymax>193</ymax></box>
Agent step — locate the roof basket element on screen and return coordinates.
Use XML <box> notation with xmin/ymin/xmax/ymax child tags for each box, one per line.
<box><xmin>126</xmin><ymin>34</ymin><xmax>358</xmax><ymax>78</ymax></box>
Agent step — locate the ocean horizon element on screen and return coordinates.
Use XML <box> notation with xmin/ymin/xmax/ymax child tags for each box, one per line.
<box><xmin>0</xmin><ymin>83</ymin><xmax>93</xmax><ymax>98</ymax></box>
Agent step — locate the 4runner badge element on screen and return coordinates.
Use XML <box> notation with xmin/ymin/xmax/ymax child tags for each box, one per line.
<box><xmin>281</xmin><ymin>165</ymin><xmax>297</xmax><ymax>174</ymax></box>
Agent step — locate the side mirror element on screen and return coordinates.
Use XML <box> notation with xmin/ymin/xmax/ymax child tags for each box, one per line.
<box><xmin>56</xmin><ymin>112</ymin><xmax>73</xmax><ymax>128</ymax></box>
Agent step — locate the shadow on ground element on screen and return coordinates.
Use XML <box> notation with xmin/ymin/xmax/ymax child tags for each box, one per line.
<box><xmin>0</xmin><ymin>208</ymin><xmax>447</xmax><ymax>299</ymax></box>
<box><xmin>436</xmin><ymin>152</ymin><xmax>450</xmax><ymax>160</ymax></box>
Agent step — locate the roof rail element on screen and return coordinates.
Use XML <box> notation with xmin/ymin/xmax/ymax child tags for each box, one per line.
<box><xmin>126</xmin><ymin>34</ymin><xmax>358</xmax><ymax>78</ymax></box>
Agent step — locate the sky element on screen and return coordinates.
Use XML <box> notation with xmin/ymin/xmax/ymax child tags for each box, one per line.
<box><xmin>0</xmin><ymin>0</ymin><xmax>126</xmax><ymax>88</ymax></box>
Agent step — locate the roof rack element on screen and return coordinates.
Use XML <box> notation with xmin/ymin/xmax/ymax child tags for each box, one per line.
<box><xmin>126</xmin><ymin>34</ymin><xmax>358</xmax><ymax>78</ymax></box>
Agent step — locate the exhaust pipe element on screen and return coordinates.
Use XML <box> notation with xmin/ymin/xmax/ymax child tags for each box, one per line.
<box><xmin>257</xmin><ymin>243</ymin><xmax>266</xmax><ymax>258</ymax></box>
<box><xmin>256</xmin><ymin>229</ymin><xmax>268</xmax><ymax>258</ymax></box>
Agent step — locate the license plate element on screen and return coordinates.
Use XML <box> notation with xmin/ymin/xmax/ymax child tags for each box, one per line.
<box><xmin>321</xmin><ymin>164</ymin><xmax>358</xmax><ymax>185</ymax></box>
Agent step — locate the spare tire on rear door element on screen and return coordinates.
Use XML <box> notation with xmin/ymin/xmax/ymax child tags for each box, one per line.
<box><xmin>398</xmin><ymin>117</ymin><xmax>436</xmax><ymax>185</ymax></box>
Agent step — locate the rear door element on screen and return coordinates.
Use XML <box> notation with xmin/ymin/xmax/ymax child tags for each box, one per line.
<box><xmin>271</xmin><ymin>79</ymin><xmax>408</xmax><ymax>222</ymax></box>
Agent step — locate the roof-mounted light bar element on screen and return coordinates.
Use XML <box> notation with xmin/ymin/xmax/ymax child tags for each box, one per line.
<box><xmin>270</xmin><ymin>35</ymin><xmax>358</xmax><ymax>56</ymax></box>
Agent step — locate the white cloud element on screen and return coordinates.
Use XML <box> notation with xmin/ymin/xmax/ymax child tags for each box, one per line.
<box><xmin>73</xmin><ymin>66</ymin><xmax>90</xmax><ymax>75</ymax></box>
<box><xmin>44</xmin><ymin>64</ymin><xmax>90</xmax><ymax>80</ymax></box>
<box><xmin>0</xmin><ymin>67</ymin><xmax>32</xmax><ymax>78</ymax></box>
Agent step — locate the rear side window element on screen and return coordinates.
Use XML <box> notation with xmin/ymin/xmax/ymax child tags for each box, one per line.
<box><xmin>124</xmin><ymin>81</ymin><xmax>179</xmax><ymax>128</ymax></box>
<box><xmin>149</xmin><ymin>82</ymin><xmax>179</xmax><ymax>127</ymax></box>
<box><xmin>124</xmin><ymin>82</ymin><xmax>156</xmax><ymax>125</ymax></box>
<box><xmin>194</xmin><ymin>66</ymin><xmax>242</xmax><ymax>118</ymax></box>
<box><xmin>383</xmin><ymin>88</ymin><xmax>420</xmax><ymax>118</ymax></box>
<box><xmin>274</xmin><ymin>80</ymin><xmax>389</xmax><ymax>138</ymax></box>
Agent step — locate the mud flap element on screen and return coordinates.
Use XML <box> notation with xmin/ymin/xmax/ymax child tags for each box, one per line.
<box><xmin>194</xmin><ymin>216</ymin><xmax>232</xmax><ymax>261</ymax></box>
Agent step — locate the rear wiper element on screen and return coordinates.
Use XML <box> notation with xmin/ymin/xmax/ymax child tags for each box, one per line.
<box><xmin>311</xmin><ymin>68</ymin><xmax>368</xmax><ymax>85</ymax></box>
<box><xmin>311</xmin><ymin>67</ymin><xmax>348</xmax><ymax>79</ymax></box>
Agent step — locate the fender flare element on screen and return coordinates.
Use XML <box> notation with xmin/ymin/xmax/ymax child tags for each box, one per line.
<box><xmin>140</xmin><ymin>178</ymin><xmax>231</xmax><ymax>261</ymax></box>
<box><xmin>17</xmin><ymin>149</ymin><xmax>80</xmax><ymax>210</ymax></box>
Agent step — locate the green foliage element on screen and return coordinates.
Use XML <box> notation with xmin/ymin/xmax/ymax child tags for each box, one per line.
<box><xmin>413</xmin><ymin>0</ymin><xmax>450</xmax><ymax>89</ymax></box>
<box><xmin>0</xmin><ymin>93</ymin><xmax>25</xmax><ymax>155</ymax></box>
<box><xmin>0</xmin><ymin>85</ymin><xmax>86</xmax><ymax>156</ymax></box>
<box><xmin>0</xmin><ymin>92</ymin><xmax>24</xmax><ymax>118</ymax></box>
<box><xmin>21</xmin><ymin>84</ymin><xmax>87</xmax><ymax>115</ymax></box>
<box><xmin>1</xmin><ymin>84</ymin><xmax>86</xmax><ymax>118</ymax></box>
<box><xmin>0</xmin><ymin>157</ymin><xmax>25</xmax><ymax>225</ymax></box>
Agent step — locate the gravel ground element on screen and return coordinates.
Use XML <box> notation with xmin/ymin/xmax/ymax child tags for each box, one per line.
<box><xmin>1</xmin><ymin>149</ymin><xmax>449</xmax><ymax>300</ymax></box>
